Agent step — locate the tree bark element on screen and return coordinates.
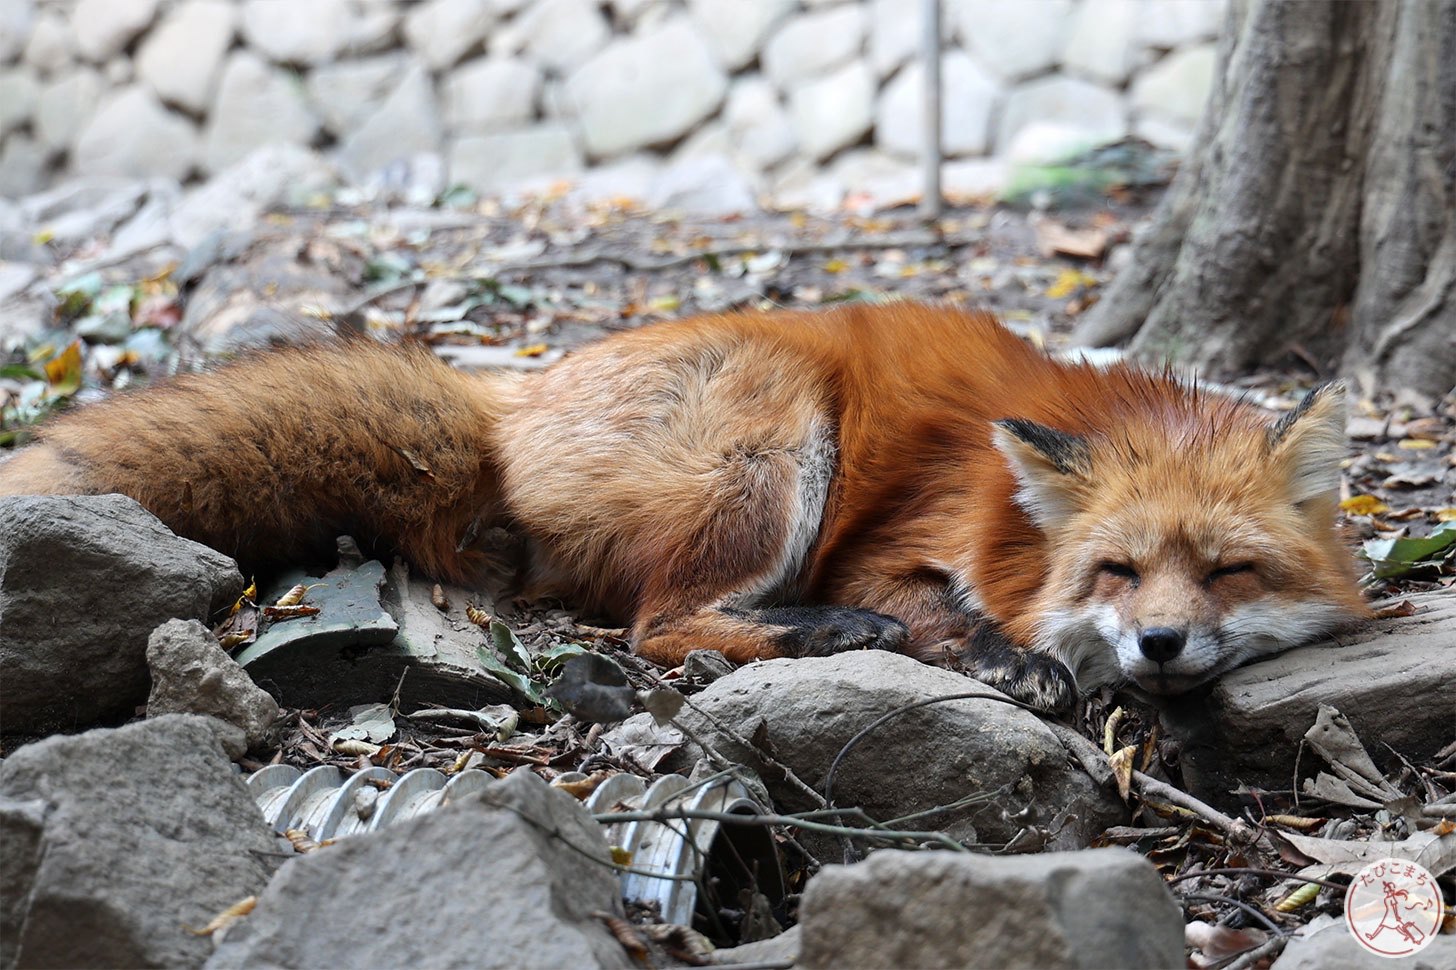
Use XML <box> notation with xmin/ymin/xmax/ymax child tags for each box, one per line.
<box><xmin>1074</xmin><ymin>0</ymin><xmax>1456</xmax><ymax>397</ymax></box>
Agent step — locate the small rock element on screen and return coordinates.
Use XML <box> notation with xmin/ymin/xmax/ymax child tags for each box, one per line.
<box><xmin>648</xmin><ymin>154</ymin><xmax>757</xmax><ymax>215</ymax></box>
<box><xmin>205</xmin><ymin>772</ymin><xmax>634</xmax><ymax>969</ymax></box>
<box><xmin>402</xmin><ymin>0</ymin><xmax>494</xmax><ymax>70</ymax></box>
<box><xmin>797</xmin><ymin>848</ymin><xmax>1184</xmax><ymax>969</ymax></box>
<box><xmin>951</xmin><ymin>0</ymin><xmax>1073</xmax><ymax>81</ymax></box>
<box><xmin>305</xmin><ymin>53</ymin><xmax>409</xmax><ymax>137</ymax></box>
<box><xmin>724</xmin><ymin>75</ymin><xmax>796</xmax><ymax>170</ymax></box>
<box><xmin>997</xmin><ymin>76</ymin><xmax>1126</xmax><ymax>157</ymax></box>
<box><xmin>34</xmin><ymin>67</ymin><xmax>102</xmax><ymax>153</ymax></box>
<box><xmin>1132</xmin><ymin>114</ymin><xmax>1197</xmax><ymax>152</ymax></box>
<box><xmin>712</xmin><ymin>926</ymin><xmax>800</xmax><ymax>966</ymax></box>
<box><xmin>22</xmin><ymin>11</ymin><xmax>74</xmax><ymax>75</ymax></box>
<box><xmin>688</xmin><ymin>0</ymin><xmax>794</xmax><ymax>72</ymax></box>
<box><xmin>566</xmin><ymin>17</ymin><xmax>728</xmax><ymax>159</ymax></box>
<box><xmin>449</xmin><ymin>125</ymin><xmax>582</xmax><ymax>194</ymax></box>
<box><xmin>1061</xmin><ymin>0</ymin><xmax>1141</xmax><ymax>86</ymax></box>
<box><xmin>1270</xmin><ymin>922</ymin><xmax>1456</xmax><ymax>970</ymax></box>
<box><xmin>0</xmin><ymin>495</ymin><xmax>244</xmax><ymax>734</ymax></box>
<box><xmin>789</xmin><ymin>60</ymin><xmax>875</xmax><ymax>160</ymax></box>
<box><xmin>1158</xmin><ymin>590</ymin><xmax>1456</xmax><ymax>802</ymax></box>
<box><xmin>72</xmin><ymin>0</ymin><xmax>158</xmax><ymax>62</ymax></box>
<box><xmin>0</xmin><ymin>68</ymin><xmax>39</xmax><ymax>140</ymax></box>
<box><xmin>876</xmin><ymin>51</ymin><xmax>1001</xmax><ymax>159</ymax></box>
<box><xmin>72</xmin><ymin>84</ymin><xmax>200</xmax><ymax>180</ymax></box>
<box><xmin>240</xmin><ymin>0</ymin><xmax>354</xmax><ymax>65</ymax></box>
<box><xmin>606</xmin><ymin>652</ymin><xmax>1124</xmax><ymax>855</ymax></box>
<box><xmin>762</xmin><ymin>4</ymin><xmax>865</xmax><ymax>88</ymax></box>
<box><xmin>0</xmin><ymin>716</ymin><xmax>279</xmax><ymax>968</ymax></box>
<box><xmin>204</xmin><ymin>50</ymin><xmax>320</xmax><ymax>175</ymax></box>
<box><xmin>337</xmin><ymin>63</ymin><xmax>443</xmax><ymax>181</ymax></box>
<box><xmin>1132</xmin><ymin>43</ymin><xmax>1218</xmax><ymax>125</ymax></box>
<box><xmin>943</xmin><ymin>157</ymin><xmax>1009</xmax><ymax>200</ymax></box>
<box><xmin>136</xmin><ymin>0</ymin><xmax>235</xmax><ymax>115</ymax></box>
<box><xmin>444</xmin><ymin>56</ymin><xmax>541</xmax><ymax>133</ymax></box>
<box><xmin>147</xmin><ymin>618</ymin><xmax>281</xmax><ymax>757</ymax></box>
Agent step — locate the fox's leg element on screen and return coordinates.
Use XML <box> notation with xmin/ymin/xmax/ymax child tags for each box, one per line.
<box><xmin>852</xmin><ymin>569</ymin><xmax>1076</xmax><ymax>713</ymax></box>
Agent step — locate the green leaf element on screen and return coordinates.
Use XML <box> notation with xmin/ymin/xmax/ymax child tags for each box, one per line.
<box><xmin>1363</xmin><ymin>522</ymin><xmax>1456</xmax><ymax>579</ymax></box>
<box><xmin>0</xmin><ymin>364</ymin><xmax>42</xmax><ymax>380</ymax></box>
<box><xmin>474</xmin><ymin>643</ymin><xmax>548</xmax><ymax>707</ymax></box>
<box><xmin>533</xmin><ymin>641</ymin><xmax>588</xmax><ymax>675</ymax></box>
<box><xmin>489</xmin><ymin>619</ymin><xmax>532</xmax><ymax>672</ymax></box>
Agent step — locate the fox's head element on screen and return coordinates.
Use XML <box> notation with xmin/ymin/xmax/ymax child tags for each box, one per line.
<box><xmin>993</xmin><ymin>382</ymin><xmax>1370</xmax><ymax>695</ymax></box>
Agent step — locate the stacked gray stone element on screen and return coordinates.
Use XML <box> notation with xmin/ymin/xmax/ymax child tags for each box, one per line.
<box><xmin>0</xmin><ymin>0</ymin><xmax>1224</xmax><ymax>206</ymax></box>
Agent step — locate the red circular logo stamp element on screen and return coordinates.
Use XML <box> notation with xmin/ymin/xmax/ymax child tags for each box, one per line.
<box><xmin>1344</xmin><ymin>858</ymin><xmax>1444</xmax><ymax>958</ymax></box>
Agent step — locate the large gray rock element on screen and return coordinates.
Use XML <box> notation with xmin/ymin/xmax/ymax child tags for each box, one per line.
<box><xmin>876</xmin><ymin>51</ymin><xmax>1000</xmax><ymax>159</ymax></box>
<box><xmin>724</xmin><ymin>75</ymin><xmax>796</xmax><ymax>170</ymax></box>
<box><xmin>0</xmin><ymin>716</ymin><xmax>279</xmax><ymax>969</ymax></box>
<box><xmin>688</xmin><ymin>0</ymin><xmax>794</xmax><ymax>72</ymax></box>
<box><xmin>797</xmin><ymin>848</ymin><xmax>1184</xmax><ymax>970</ymax></box>
<box><xmin>21</xmin><ymin>11</ymin><xmax>72</xmax><ymax>75</ymax></box>
<box><xmin>0</xmin><ymin>495</ymin><xmax>244</xmax><ymax>735</ymax></box>
<box><xmin>997</xmin><ymin>76</ymin><xmax>1126</xmax><ymax>158</ymax></box>
<box><xmin>449</xmin><ymin>125</ymin><xmax>582</xmax><ymax>193</ymax></box>
<box><xmin>1061</xmin><ymin>0</ymin><xmax>1141</xmax><ymax>85</ymax></box>
<box><xmin>240</xmin><ymin>0</ymin><xmax>354</xmax><ymax>65</ymax></box>
<box><xmin>1158</xmin><ymin>590</ymin><xmax>1456</xmax><ymax>802</ymax></box>
<box><xmin>72</xmin><ymin>0</ymin><xmax>158</xmax><ymax>62</ymax></box>
<box><xmin>136</xmin><ymin>0</ymin><xmax>236</xmax><ymax>115</ymax></box>
<box><xmin>566</xmin><ymin>18</ymin><xmax>728</xmax><ymax>159</ymax></box>
<box><xmin>73</xmin><ymin>85</ymin><xmax>200</xmax><ymax>180</ymax></box>
<box><xmin>762</xmin><ymin>4</ymin><xmax>866</xmax><ymax>88</ymax></box>
<box><xmin>789</xmin><ymin>60</ymin><xmax>875</xmax><ymax>160</ymax></box>
<box><xmin>444</xmin><ymin>56</ymin><xmax>541</xmax><ymax>133</ymax></box>
<box><xmin>950</xmin><ymin>0</ymin><xmax>1072</xmax><ymax>81</ymax></box>
<box><xmin>306</xmin><ymin>53</ymin><xmax>410</xmax><ymax>137</ymax></box>
<box><xmin>203</xmin><ymin>51</ymin><xmax>320</xmax><ymax>174</ymax></box>
<box><xmin>608</xmin><ymin>652</ymin><xmax>1124</xmax><ymax>853</ymax></box>
<box><xmin>147</xmin><ymin>619</ymin><xmax>280</xmax><ymax>756</ymax></box>
<box><xmin>206</xmin><ymin>771</ymin><xmax>634</xmax><ymax>969</ymax></box>
<box><xmin>1132</xmin><ymin>43</ymin><xmax>1218</xmax><ymax>126</ymax></box>
<box><xmin>512</xmin><ymin>0</ymin><xmax>611</xmax><ymax>75</ymax></box>
<box><xmin>402</xmin><ymin>0</ymin><xmax>494</xmax><ymax>70</ymax></box>
<box><xmin>1270</xmin><ymin>923</ymin><xmax>1456</xmax><ymax>970</ymax></box>
<box><xmin>34</xmin><ymin>68</ymin><xmax>103</xmax><ymax>153</ymax></box>
<box><xmin>337</xmin><ymin>63</ymin><xmax>443</xmax><ymax>180</ymax></box>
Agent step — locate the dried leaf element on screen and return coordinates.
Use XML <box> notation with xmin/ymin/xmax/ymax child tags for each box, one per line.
<box><xmin>431</xmin><ymin>584</ymin><xmax>450</xmax><ymax>611</ymax></box>
<box><xmin>273</xmin><ymin>583</ymin><xmax>322</xmax><ymax>607</ymax></box>
<box><xmin>1046</xmin><ymin>267</ymin><xmax>1099</xmax><ymax>299</ymax></box>
<box><xmin>1035</xmin><ymin>222</ymin><xmax>1108</xmax><ymax>261</ymax></box>
<box><xmin>1287</xmin><ymin>828</ymin><xmax>1456</xmax><ymax>879</ymax></box>
<box><xmin>1397</xmin><ymin>438</ymin><xmax>1436</xmax><ymax>450</ymax></box>
<box><xmin>1108</xmin><ymin>744</ymin><xmax>1136</xmax><ymax>802</ymax></box>
<box><xmin>1340</xmin><ymin>494</ymin><xmax>1390</xmax><ymax>516</ymax></box>
<box><xmin>609</xmin><ymin>845</ymin><xmax>633</xmax><ymax>866</ymax></box>
<box><xmin>331</xmin><ymin>738</ymin><xmax>382</xmax><ymax>757</ymax></box>
<box><xmin>514</xmin><ymin>343</ymin><xmax>550</xmax><ymax>358</ymax></box>
<box><xmin>545</xmin><ymin>653</ymin><xmax>636</xmax><ymax>724</ymax></box>
<box><xmin>285</xmin><ymin>829</ymin><xmax>321</xmax><ymax>854</ymax></box>
<box><xmin>641</xmin><ymin>687</ymin><xmax>685</xmax><ymax>726</ymax></box>
<box><xmin>1274</xmin><ymin>881</ymin><xmax>1321</xmax><ymax>912</ymax></box>
<box><xmin>1371</xmin><ymin>599</ymin><xmax>1418</xmax><ymax>619</ymax></box>
<box><xmin>593</xmin><ymin>911</ymin><xmax>648</xmax><ymax>960</ymax></box>
<box><xmin>466</xmin><ymin>604</ymin><xmax>491</xmax><ymax>627</ymax></box>
<box><xmin>551</xmin><ymin>769</ymin><xmax>613</xmax><ymax>800</ymax></box>
<box><xmin>1186</xmin><ymin>920</ymin><xmax>1266</xmax><ymax>962</ymax></box>
<box><xmin>187</xmin><ymin>895</ymin><xmax>256</xmax><ymax>936</ymax></box>
<box><xmin>261</xmin><ymin>604</ymin><xmax>320</xmax><ymax>620</ymax></box>
<box><xmin>42</xmin><ymin>340</ymin><xmax>83</xmax><ymax>397</ymax></box>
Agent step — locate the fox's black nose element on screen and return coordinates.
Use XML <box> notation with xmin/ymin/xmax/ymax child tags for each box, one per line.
<box><xmin>1139</xmin><ymin>627</ymin><xmax>1186</xmax><ymax>663</ymax></box>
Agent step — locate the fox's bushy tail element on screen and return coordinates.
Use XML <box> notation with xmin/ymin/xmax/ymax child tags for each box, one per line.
<box><xmin>0</xmin><ymin>340</ymin><xmax>519</xmax><ymax>583</ymax></box>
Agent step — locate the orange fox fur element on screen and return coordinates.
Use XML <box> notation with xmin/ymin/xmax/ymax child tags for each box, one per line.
<box><xmin>0</xmin><ymin>305</ymin><xmax>1369</xmax><ymax>709</ymax></box>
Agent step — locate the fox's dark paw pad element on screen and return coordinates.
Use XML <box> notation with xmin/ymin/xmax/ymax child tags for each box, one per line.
<box><xmin>763</xmin><ymin>607</ymin><xmax>910</xmax><ymax>658</ymax></box>
<box><xmin>965</xmin><ymin>650</ymin><xmax>1077</xmax><ymax>715</ymax></box>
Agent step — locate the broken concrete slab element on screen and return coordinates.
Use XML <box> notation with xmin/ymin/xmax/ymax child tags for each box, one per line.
<box><xmin>206</xmin><ymin>770</ymin><xmax>634</xmax><ymax>969</ymax></box>
<box><xmin>1157</xmin><ymin>591</ymin><xmax>1456</xmax><ymax>802</ymax></box>
<box><xmin>797</xmin><ymin>847</ymin><xmax>1183</xmax><ymax>969</ymax></box>
<box><xmin>235</xmin><ymin>559</ymin><xmax>515</xmax><ymax>710</ymax></box>
<box><xmin>0</xmin><ymin>495</ymin><xmax>244</xmax><ymax>735</ymax></box>
<box><xmin>0</xmin><ymin>715</ymin><xmax>280</xmax><ymax>968</ymax></box>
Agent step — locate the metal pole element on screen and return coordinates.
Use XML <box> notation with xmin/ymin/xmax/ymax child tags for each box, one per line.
<box><xmin>919</xmin><ymin>0</ymin><xmax>943</xmax><ymax>220</ymax></box>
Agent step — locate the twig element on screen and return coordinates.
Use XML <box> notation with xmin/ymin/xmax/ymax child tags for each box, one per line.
<box><xmin>593</xmin><ymin>806</ymin><xmax>969</xmax><ymax>853</ymax></box>
<box><xmin>676</xmin><ymin>693</ymin><xmax>828</xmax><ymax>810</ymax></box>
<box><xmin>1165</xmin><ymin>867</ymin><xmax>1347</xmax><ymax>892</ymax></box>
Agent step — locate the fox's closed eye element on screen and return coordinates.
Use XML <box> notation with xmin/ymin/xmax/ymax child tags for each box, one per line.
<box><xmin>1099</xmin><ymin>561</ymin><xmax>1140</xmax><ymax>582</ymax></box>
<box><xmin>1207</xmin><ymin>563</ymin><xmax>1255</xmax><ymax>582</ymax></box>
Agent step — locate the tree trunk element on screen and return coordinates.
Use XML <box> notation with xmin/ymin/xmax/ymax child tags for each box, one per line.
<box><xmin>1074</xmin><ymin>0</ymin><xmax>1456</xmax><ymax>397</ymax></box>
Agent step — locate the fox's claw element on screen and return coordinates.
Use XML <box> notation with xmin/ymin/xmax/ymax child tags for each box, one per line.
<box><xmin>748</xmin><ymin>606</ymin><xmax>910</xmax><ymax>658</ymax></box>
<box><xmin>958</xmin><ymin>639</ymin><xmax>1077</xmax><ymax>715</ymax></box>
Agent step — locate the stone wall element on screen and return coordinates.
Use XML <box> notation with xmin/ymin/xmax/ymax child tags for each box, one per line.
<box><xmin>0</xmin><ymin>0</ymin><xmax>1224</xmax><ymax>206</ymax></box>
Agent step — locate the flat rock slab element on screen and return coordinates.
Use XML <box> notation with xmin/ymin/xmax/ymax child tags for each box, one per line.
<box><xmin>1270</xmin><ymin>923</ymin><xmax>1456</xmax><ymax>970</ymax></box>
<box><xmin>236</xmin><ymin>560</ymin><xmax>514</xmax><ymax>710</ymax></box>
<box><xmin>0</xmin><ymin>494</ymin><xmax>244</xmax><ymax>734</ymax></box>
<box><xmin>0</xmin><ymin>715</ymin><xmax>279</xmax><ymax>968</ymax></box>
<box><xmin>1158</xmin><ymin>591</ymin><xmax>1456</xmax><ymax>801</ymax></box>
<box><xmin>206</xmin><ymin>771</ymin><xmax>634</xmax><ymax>969</ymax></box>
<box><xmin>797</xmin><ymin>847</ymin><xmax>1184</xmax><ymax>969</ymax></box>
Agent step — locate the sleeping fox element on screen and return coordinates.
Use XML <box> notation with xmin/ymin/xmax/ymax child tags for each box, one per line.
<box><xmin>0</xmin><ymin>304</ymin><xmax>1369</xmax><ymax>711</ymax></box>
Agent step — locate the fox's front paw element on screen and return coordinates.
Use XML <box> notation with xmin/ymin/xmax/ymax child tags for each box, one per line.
<box><xmin>754</xmin><ymin>606</ymin><xmax>910</xmax><ymax>658</ymax></box>
<box><xmin>960</xmin><ymin>642</ymin><xmax>1077</xmax><ymax>715</ymax></box>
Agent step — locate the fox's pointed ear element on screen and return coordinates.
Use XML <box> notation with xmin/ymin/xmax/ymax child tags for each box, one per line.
<box><xmin>991</xmin><ymin>419</ymin><xmax>1091</xmax><ymax>528</ymax></box>
<box><xmin>1269</xmin><ymin>381</ymin><xmax>1347</xmax><ymax>504</ymax></box>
